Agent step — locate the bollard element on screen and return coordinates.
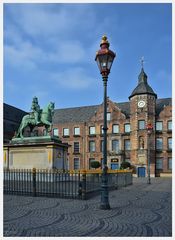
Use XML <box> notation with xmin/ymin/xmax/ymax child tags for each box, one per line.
<box><xmin>32</xmin><ymin>168</ymin><xmax>36</xmax><ymax>197</ymax></box>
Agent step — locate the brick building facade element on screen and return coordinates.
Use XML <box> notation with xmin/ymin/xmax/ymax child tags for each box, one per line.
<box><xmin>4</xmin><ymin>68</ymin><xmax>172</xmax><ymax>177</ymax></box>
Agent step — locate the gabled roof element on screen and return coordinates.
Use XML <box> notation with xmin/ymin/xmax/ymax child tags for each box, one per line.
<box><xmin>156</xmin><ymin>98</ymin><xmax>172</xmax><ymax>115</ymax></box>
<box><xmin>115</xmin><ymin>102</ymin><xmax>130</xmax><ymax>118</ymax></box>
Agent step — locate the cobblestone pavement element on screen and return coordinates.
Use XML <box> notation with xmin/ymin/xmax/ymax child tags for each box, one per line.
<box><xmin>3</xmin><ymin>177</ymin><xmax>172</xmax><ymax>237</ymax></box>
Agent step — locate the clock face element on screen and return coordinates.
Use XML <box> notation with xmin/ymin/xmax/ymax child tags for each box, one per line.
<box><xmin>138</xmin><ymin>100</ymin><xmax>145</xmax><ymax>108</ymax></box>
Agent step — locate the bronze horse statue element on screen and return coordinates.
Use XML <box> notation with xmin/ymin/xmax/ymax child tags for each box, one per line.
<box><xmin>16</xmin><ymin>102</ymin><xmax>55</xmax><ymax>138</ymax></box>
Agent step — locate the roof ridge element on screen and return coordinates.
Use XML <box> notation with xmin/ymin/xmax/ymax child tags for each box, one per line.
<box><xmin>55</xmin><ymin>104</ymin><xmax>100</xmax><ymax>111</ymax></box>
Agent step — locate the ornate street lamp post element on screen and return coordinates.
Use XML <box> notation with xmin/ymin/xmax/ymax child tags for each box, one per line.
<box><xmin>95</xmin><ymin>35</ymin><xmax>116</xmax><ymax>209</ymax></box>
<box><xmin>146</xmin><ymin>122</ymin><xmax>153</xmax><ymax>184</ymax></box>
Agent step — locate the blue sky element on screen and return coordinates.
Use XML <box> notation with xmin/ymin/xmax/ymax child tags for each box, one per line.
<box><xmin>4</xmin><ymin>3</ymin><xmax>172</xmax><ymax>111</ymax></box>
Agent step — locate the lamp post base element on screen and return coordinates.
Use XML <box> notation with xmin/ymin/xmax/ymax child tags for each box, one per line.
<box><xmin>100</xmin><ymin>203</ymin><xmax>110</xmax><ymax>210</ymax></box>
<box><xmin>147</xmin><ymin>179</ymin><xmax>151</xmax><ymax>184</ymax></box>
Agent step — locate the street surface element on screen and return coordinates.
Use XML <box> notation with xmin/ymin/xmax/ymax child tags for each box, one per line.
<box><xmin>4</xmin><ymin>177</ymin><xmax>172</xmax><ymax>237</ymax></box>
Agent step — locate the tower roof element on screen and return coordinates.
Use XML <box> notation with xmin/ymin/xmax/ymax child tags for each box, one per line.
<box><xmin>129</xmin><ymin>68</ymin><xmax>157</xmax><ymax>99</ymax></box>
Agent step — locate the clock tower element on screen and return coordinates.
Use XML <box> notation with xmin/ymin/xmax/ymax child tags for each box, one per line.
<box><xmin>129</xmin><ymin>66</ymin><xmax>157</xmax><ymax>177</ymax></box>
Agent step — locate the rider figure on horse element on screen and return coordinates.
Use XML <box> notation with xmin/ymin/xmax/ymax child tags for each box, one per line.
<box><xmin>31</xmin><ymin>96</ymin><xmax>40</xmax><ymax>125</ymax></box>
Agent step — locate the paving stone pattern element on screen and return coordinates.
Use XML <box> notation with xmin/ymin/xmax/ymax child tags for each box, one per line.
<box><xmin>4</xmin><ymin>177</ymin><xmax>172</xmax><ymax>237</ymax></box>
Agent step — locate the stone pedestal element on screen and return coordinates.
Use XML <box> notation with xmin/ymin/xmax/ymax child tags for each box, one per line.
<box><xmin>3</xmin><ymin>136</ymin><xmax>69</xmax><ymax>170</ymax></box>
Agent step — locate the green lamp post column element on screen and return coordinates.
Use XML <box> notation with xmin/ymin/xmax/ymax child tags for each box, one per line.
<box><xmin>95</xmin><ymin>35</ymin><xmax>116</xmax><ymax>209</ymax></box>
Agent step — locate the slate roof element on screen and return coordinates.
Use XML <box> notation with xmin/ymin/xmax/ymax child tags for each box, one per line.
<box><xmin>4</xmin><ymin>97</ymin><xmax>172</xmax><ymax>127</ymax></box>
<box><xmin>53</xmin><ymin>105</ymin><xmax>99</xmax><ymax>124</ymax></box>
<box><xmin>129</xmin><ymin>68</ymin><xmax>157</xmax><ymax>99</ymax></box>
<box><xmin>4</xmin><ymin>103</ymin><xmax>27</xmax><ymax>123</ymax></box>
<box><xmin>115</xmin><ymin>102</ymin><xmax>130</xmax><ymax>118</ymax></box>
<box><xmin>156</xmin><ymin>98</ymin><xmax>172</xmax><ymax>115</ymax></box>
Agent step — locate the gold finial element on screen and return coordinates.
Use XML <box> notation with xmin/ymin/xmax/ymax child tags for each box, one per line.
<box><xmin>102</xmin><ymin>35</ymin><xmax>107</xmax><ymax>41</ymax></box>
<box><xmin>100</xmin><ymin>35</ymin><xmax>109</xmax><ymax>46</ymax></box>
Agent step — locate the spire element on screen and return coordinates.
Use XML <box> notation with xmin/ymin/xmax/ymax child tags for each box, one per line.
<box><xmin>138</xmin><ymin>67</ymin><xmax>148</xmax><ymax>84</ymax></box>
<box><xmin>129</xmin><ymin>59</ymin><xmax>157</xmax><ymax>99</ymax></box>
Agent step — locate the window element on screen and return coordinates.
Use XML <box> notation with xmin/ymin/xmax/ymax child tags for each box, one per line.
<box><xmin>107</xmin><ymin>112</ymin><xmax>111</xmax><ymax>121</ymax></box>
<box><xmin>63</xmin><ymin>128</ymin><xmax>69</xmax><ymax>136</ymax></box>
<box><xmin>53</xmin><ymin>128</ymin><xmax>59</xmax><ymax>136</ymax></box>
<box><xmin>89</xmin><ymin>126</ymin><xmax>95</xmax><ymax>135</ymax></box>
<box><xmin>124</xmin><ymin>139</ymin><xmax>130</xmax><ymax>150</ymax></box>
<box><xmin>124</xmin><ymin>123</ymin><xmax>130</xmax><ymax>133</ymax></box>
<box><xmin>112</xmin><ymin>140</ymin><xmax>119</xmax><ymax>152</ymax></box>
<box><xmin>74</xmin><ymin>158</ymin><xmax>80</xmax><ymax>170</ymax></box>
<box><xmin>74</xmin><ymin>142</ymin><xmax>80</xmax><ymax>153</ymax></box>
<box><xmin>168</xmin><ymin>158</ymin><xmax>172</xmax><ymax>170</ymax></box>
<box><xmin>100</xmin><ymin>125</ymin><xmax>104</xmax><ymax>134</ymax></box>
<box><xmin>89</xmin><ymin>141</ymin><xmax>95</xmax><ymax>152</ymax></box>
<box><xmin>168</xmin><ymin>121</ymin><xmax>172</xmax><ymax>131</ymax></box>
<box><xmin>156</xmin><ymin>158</ymin><xmax>163</xmax><ymax>170</ymax></box>
<box><xmin>168</xmin><ymin>138</ymin><xmax>172</xmax><ymax>150</ymax></box>
<box><xmin>156</xmin><ymin>121</ymin><xmax>163</xmax><ymax>131</ymax></box>
<box><xmin>113</xmin><ymin>124</ymin><xmax>119</xmax><ymax>133</ymax></box>
<box><xmin>74</xmin><ymin>127</ymin><xmax>80</xmax><ymax>135</ymax></box>
<box><xmin>101</xmin><ymin>140</ymin><xmax>104</xmax><ymax>152</ymax></box>
<box><xmin>156</xmin><ymin>138</ymin><xmax>163</xmax><ymax>150</ymax></box>
<box><xmin>138</xmin><ymin>120</ymin><xmax>145</xmax><ymax>130</ymax></box>
<box><xmin>89</xmin><ymin>158</ymin><xmax>95</xmax><ymax>169</ymax></box>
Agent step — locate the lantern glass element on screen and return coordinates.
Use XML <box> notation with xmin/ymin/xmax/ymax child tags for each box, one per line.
<box><xmin>96</xmin><ymin>53</ymin><xmax>114</xmax><ymax>73</ymax></box>
<box><xmin>107</xmin><ymin>55</ymin><xmax>114</xmax><ymax>70</ymax></box>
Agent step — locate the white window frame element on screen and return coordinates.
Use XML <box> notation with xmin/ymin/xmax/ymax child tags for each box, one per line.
<box><xmin>168</xmin><ymin>138</ymin><xmax>172</xmax><ymax>150</ymax></box>
<box><xmin>124</xmin><ymin>123</ymin><xmax>130</xmax><ymax>133</ymax></box>
<box><xmin>74</xmin><ymin>127</ymin><xmax>80</xmax><ymax>135</ymax></box>
<box><xmin>89</xmin><ymin>126</ymin><xmax>96</xmax><ymax>135</ymax></box>
<box><xmin>89</xmin><ymin>141</ymin><xmax>95</xmax><ymax>152</ymax></box>
<box><xmin>107</xmin><ymin>112</ymin><xmax>111</xmax><ymax>121</ymax></box>
<box><xmin>124</xmin><ymin>139</ymin><xmax>131</xmax><ymax>150</ymax></box>
<box><xmin>112</xmin><ymin>139</ymin><xmax>120</xmax><ymax>152</ymax></box>
<box><xmin>168</xmin><ymin>120</ymin><xmax>172</xmax><ymax>130</ymax></box>
<box><xmin>113</xmin><ymin>124</ymin><xmax>119</xmax><ymax>133</ymax></box>
<box><xmin>156</xmin><ymin>138</ymin><xmax>163</xmax><ymax>150</ymax></box>
<box><xmin>53</xmin><ymin>128</ymin><xmax>59</xmax><ymax>136</ymax></box>
<box><xmin>156</xmin><ymin>121</ymin><xmax>163</xmax><ymax>131</ymax></box>
<box><xmin>63</xmin><ymin>128</ymin><xmax>69</xmax><ymax>136</ymax></box>
<box><xmin>156</xmin><ymin>158</ymin><xmax>163</xmax><ymax>170</ymax></box>
<box><xmin>74</xmin><ymin>158</ymin><xmax>80</xmax><ymax>170</ymax></box>
<box><xmin>138</xmin><ymin>120</ymin><xmax>145</xmax><ymax>130</ymax></box>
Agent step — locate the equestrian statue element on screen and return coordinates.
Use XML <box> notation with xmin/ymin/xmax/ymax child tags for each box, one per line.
<box><xmin>16</xmin><ymin>97</ymin><xmax>55</xmax><ymax>138</ymax></box>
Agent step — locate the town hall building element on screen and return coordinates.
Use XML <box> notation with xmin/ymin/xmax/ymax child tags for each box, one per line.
<box><xmin>4</xmin><ymin>67</ymin><xmax>172</xmax><ymax>177</ymax></box>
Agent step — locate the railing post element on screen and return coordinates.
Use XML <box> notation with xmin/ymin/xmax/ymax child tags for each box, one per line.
<box><xmin>32</xmin><ymin>168</ymin><xmax>36</xmax><ymax>197</ymax></box>
<box><xmin>81</xmin><ymin>170</ymin><xmax>86</xmax><ymax>200</ymax></box>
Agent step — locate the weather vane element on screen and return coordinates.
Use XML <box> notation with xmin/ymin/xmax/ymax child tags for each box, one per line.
<box><xmin>140</xmin><ymin>56</ymin><xmax>145</xmax><ymax>69</ymax></box>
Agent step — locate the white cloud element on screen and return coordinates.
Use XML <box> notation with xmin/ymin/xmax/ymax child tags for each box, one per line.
<box><xmin>4</xmin><ymin>4</ymin><xmax>116</xmax><ymax>69</ymax></box>
<box><xmin>47</xmin><ymin>40</ymin><xmax>86</xmax><ymax>64</ymax></box>
<box><xmin>51</xmin><ymin>67</ymin><xmax>96</xmax><ymax>90</ymax></box>
<box><xmin>4</xmin><ymin>38</ymin><xmax>87</xmax><ymax>69</ymax></box>
<box><xmin>6</xmin><ymin>4</ymin><xmax>96</xmax><ymax>39</ymax></box>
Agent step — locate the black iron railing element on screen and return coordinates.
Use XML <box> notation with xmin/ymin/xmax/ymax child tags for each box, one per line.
<box><xmin>3</xmin><ymin>168</ymin><xmax>133</xmax><ymax>199</ymax></box>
